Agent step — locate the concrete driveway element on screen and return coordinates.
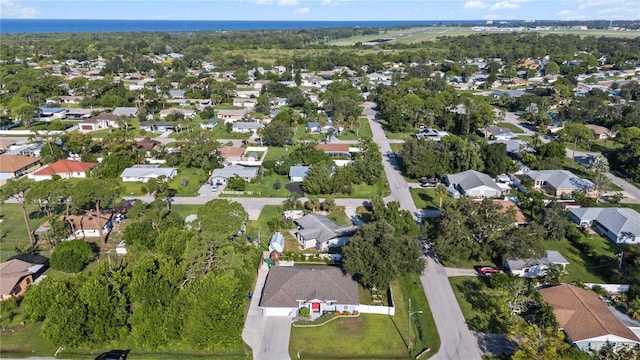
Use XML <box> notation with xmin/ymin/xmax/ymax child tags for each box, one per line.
<box><xmin>242</xmin><ymin>264</ymin><xmax>292</xmax><ymax>360</ymax></box>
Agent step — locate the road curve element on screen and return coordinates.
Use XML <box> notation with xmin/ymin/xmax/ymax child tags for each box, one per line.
<box><xmin>363</xmin><ymin>102</ymin><xmax>482</xmax><ymax>360</ymax></box>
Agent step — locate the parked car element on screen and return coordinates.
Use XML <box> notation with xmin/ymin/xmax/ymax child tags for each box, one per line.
<box><xmin>420</xmin><ymin>177</ymin><xmax>439</xmax><ymax>187</ymax></box>
<box><xmin>477</xmin><ymin>266</ymin><xmax>501</xmax><ymax>275</ymax></box>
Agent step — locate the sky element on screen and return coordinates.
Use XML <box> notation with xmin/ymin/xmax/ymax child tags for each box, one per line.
<box><xmin>1</xmin><ymin>0</ymin><xmax>639</xmax><ymax>21</ymax></box>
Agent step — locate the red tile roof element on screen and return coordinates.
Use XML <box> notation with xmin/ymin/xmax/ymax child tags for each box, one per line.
<box><xmin>32</xmin><ymin>159</ymin><xmax>96</xmax><ymax>176</ymax></box>
<box><xmin>315</xmin><ymin>143</ymin><xmax>350</xmax><ymax>152</ymax></box>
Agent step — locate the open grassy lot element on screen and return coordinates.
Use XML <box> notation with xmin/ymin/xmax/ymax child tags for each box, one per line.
<box><xmin>168</xmin><ymin>167</ymin><xmax>209</xmax><ymax>197</ymax></box>
<box><xmin>449</xmin><ymin>276</ymin><xmax>506</xmax><ymax>334</ymax></box>
<box><xmin>289</xmin><ymin>275</ymin><xmax>439</xmax><ymax>359</ymax></box>
<box><xmin>410</xmin><ymin>188</ymin><xmax>449</xmax><ymax>210</ymax></box>
<box><xmin>496</xmin><ymin>122</ymin><xmax>524</xmax><ymax>134</ymax></box>
<box><xmin>210</xmin><ymin>123</ymin><xmax>247</xmax><ymax>140</ymax></box>
<box><xmin>221</xmin><ymin>173</ymin><xmax>292</xmax><ymax>198</ymax></box>
<box><xmin>263</xmin><ymin>145</ymin><xmax>293</xmax><ymax>162</ymax></box>
<box><xmin>336</xmin><ymin>117</ymin><xmax>373</xmax><ymax>140</ymax></box>
<box><xmin>0</xmin><ymin>203</ymin><xmax>45</xmax><ymax>261</ymax></box>
<box><xmin>0</xmin><ymin>322</ymin><xmax>249</xmax><ymax>359</ymax></box>
<box><xmin>542</xmin><ymin>235</ymin><xmax>616</xmax><ymax>283</ymax></box>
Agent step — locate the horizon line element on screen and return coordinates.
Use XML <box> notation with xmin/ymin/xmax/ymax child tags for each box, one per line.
<box><xmin>2</xmin><ymin>18</ymin><xmax>638</xmax><ymax>22</ymax></box>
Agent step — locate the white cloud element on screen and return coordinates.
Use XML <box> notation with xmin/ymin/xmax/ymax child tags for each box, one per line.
<box><xmin>278</xmin><ymin>0</ymin><xmax>299</xmax><ymax>5</ymax></box>
<box><xmin>556</xmin><ymin>10</ymin><xmax>573</xmax><ymax>16</ymax></box>
<box><xmin>579</xmin><ymin>0</ymin><xmax>623</xmax><ymax>10</ymax></box>
<box><xmin>0</xmin><ymin>0</ymin><xmax>39</xmax><ymax>18</ymax></box>
<box><xmin>463</xmin><ymin>1</ymin><xmax>487</xmax><ymax>9</ymax></box>
<box><xmin>321</xmin><ymin>0</ymin><xmax>356</xmax><ymax>6</ymax></box>
<box><xmin>490</xmin><ymin>1</ymin><xmax>520</xmax><ymax>10</ymax></box>
<box><xmin>483</xmin><ymin>14</ymin><xmax>500</xmax><ymax>20</ymax></box>
<box><xmin>293</xmin><ymin>7</ymin><xmax>310</xmax><ymax>14</ymax></box>
<box><xmin>254</xmin><ymin>0</ymin><xmax>273</xmax><ymax>4</ymax></box>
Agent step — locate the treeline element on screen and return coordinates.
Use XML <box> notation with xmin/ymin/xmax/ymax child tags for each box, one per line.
<box><xmin>17</xmin><ymin>199</ymin><xmax>260</xmax><ymax>352</ymax></box>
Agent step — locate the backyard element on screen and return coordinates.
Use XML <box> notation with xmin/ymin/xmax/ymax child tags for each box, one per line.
<box><xmin>0</xmin><ymin>204</ymin><xmax>43</xmax><ymax>261</ymax></box>
<box><xmin>495</xmin><ymin>122</ymin><xmax>525</xmax><ymax>134</ymax></box>
<box><xmin>410</xmin><ymin>188</ymin><xmax>449</xmax><ymax>210</ymax></box>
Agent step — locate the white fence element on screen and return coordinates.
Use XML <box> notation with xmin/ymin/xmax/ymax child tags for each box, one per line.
<box><xmin>357</xmin><ymin>304</ymin><xmax>395</xmax><ymax>315</ymax></box>
<box><xmin>221</xmin><ymin>191</ymin><xmax>254</xmax><ymax>195</ymax></box>
<box><xmin>585</xmin><ymin>283</ymin><xmax>630</xmax><ymax>294</ymax></box>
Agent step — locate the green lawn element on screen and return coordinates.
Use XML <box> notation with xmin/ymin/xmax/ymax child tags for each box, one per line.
<box><xmin>573</xmin><ymin>139</ymin><xmax>623</xmax><ymax>153</ymax></box>
<box><xmin>448</xmin><ymin>276</ymin><xmax>506</xmax><ymax>334</ymax></box>
<box><xmin>345</xmin><ymin>178</ymin><xmax>389</xmax><ymax>199</ymax></box>
<box><xmin>410</xmin><ymin>188</ymin><xmax>449</xmax><ymax>210</ymax></box>
<box><xmin>219</xmin><ymin>173</ymin><xmax>292</xmax><ymax>198</ymax></box>
<box><xmin>496</xmin><ymin>122</ymin><xmax>524</xmax><ymax>134</ymax></box>
<box><xmin>170</xmin><ymin>205</ymin><xmax>205</xmax><ymax>221</ymax></box>
<box><xmin>384</xmin><ymin>130</ymin><xmax>414</xmax><ymax>140</ymax></box>
<box><xmin>289</xmin><ymin>277</ymin><xmax>438</xmax><ymax>359</ymax></box>
<box><xmin>0</xmin><ymin>323</ymin><xmax>249</xmax><ymax>359</ymax></box>
<box><xmin>515</xmin><ymin>135</ymin><xmax>534</xmax><ymax>145</ymax></box>
<box><xmin>168</xmin><ymin>167</ymin><xmax>209</xmax><ymax>197</ymax></box>
<box><xmin>336</xmin><ymin>117</ymin><xmax>373</xmax><ymax>140</ymax></box>
<box><xmin>263</xmin><ymin>145</ymin><xmax>292</xmax><ymax>162</ymax></box>
<box><xmin>390</xmin><ymin>143</ymin><xmax>404</xmax><ymax>153</ymax></box>
<box><xmin>120</xmin><ymin>181</ymin><xmax>149</xmax><ymax>196</ymax></box>
<box><xmin>0</xmin><ymin>203</ymin><xmax>47</xmax><ymax>261</ymax></box>
<box><xmin>210</xmin><ymin>124</ymin><xmax>247</xmax><ymax>140</ymax></box>
<box><xmin>543</xmin><ymin>235</ymin><xmax>617</xmax><ymax>283</ymax></box>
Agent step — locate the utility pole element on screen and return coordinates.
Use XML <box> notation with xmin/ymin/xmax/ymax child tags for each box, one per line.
<box><xmin>408</xmin><ymin>298</ymin><xmax>423</xmax><ymax>350</ymax></box>
<box><xmin>618</xmin><ymin>252</ymin><xmax>624</xmax><ymax>271</ymax></box>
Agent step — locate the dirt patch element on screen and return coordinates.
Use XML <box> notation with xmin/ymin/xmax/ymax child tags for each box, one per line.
<box><xmin>336</xmin><ymin>316</ymin><xmax>366</xmax><ymax>334</ymax></box>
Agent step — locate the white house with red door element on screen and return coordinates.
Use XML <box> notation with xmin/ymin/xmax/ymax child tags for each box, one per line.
<box><xmin>259</xmin><ymin>266</ymin><xmax>359</xmax><ymax>317</ymax></box>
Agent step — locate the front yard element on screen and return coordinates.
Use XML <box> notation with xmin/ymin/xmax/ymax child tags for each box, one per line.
<box><xmin>0</xmin><ymin>204</ymin><xmax>43</xmax><ymax>261</ymax></box>
<box><xmin>410</xmin><ymin>188</ymin><xmax>449</xmax><ymax>210</ymax></box>
<box><xmin>289</xmin><ymin>275</ymin><xmax>439</xmax><ymax>359</ymax></box>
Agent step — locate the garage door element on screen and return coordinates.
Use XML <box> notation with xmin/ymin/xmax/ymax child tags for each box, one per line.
<box><xmin>311</xmin><ymin>302</ymin><xmax>320</xmax><ymax>312</ymax></box>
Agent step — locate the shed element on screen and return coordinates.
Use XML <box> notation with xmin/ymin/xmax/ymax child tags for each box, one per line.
<box><xmin>269</xmin><ymin>232</ymin><xmax>285</xmax><ymax>253</ymax></box>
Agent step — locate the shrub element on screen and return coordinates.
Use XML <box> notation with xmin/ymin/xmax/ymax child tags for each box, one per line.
<box><xmin>342</xmin><ymin>310</ymin><xmax>350</xmax><ymax>316</ymax></box>
<box><xmin>50</xmin><ymin>240</ymin><xmax>94</xmax><ymax>273</ymax></box>
<box><xmin>299</xmin><ymin>307</ymin><xmax>310</xmax><ymax>318</ymax></box>
<box><xmin>273</xmin><ymin>179</ymin><xmax>282</xmax><ymax>190</ymax></box>
<box><xmin>333</xmin><ymin>311</ymin><xmax>341</xmax><ymax>316</ymax></box>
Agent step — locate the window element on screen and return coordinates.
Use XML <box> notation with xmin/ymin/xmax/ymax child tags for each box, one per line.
<box><xmin>25</xmin><ymin>278</ymin><xmax>31</xmax><ymax>285</ymax></box>
<box><xmin>343</xmin><ymin>306</ymin><xmax>349</xmax><ymax>310</ymax></box>
<box><xmin>12</xmin><ymin>285</ymin><xmax>21</xmax><ymax>294</ymax></box>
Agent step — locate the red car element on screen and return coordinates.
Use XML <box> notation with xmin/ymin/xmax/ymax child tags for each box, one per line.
<box><xmin>478</xmin><ymin>266</ymin><xmax>501</xmax><ymax>275</ymax></box>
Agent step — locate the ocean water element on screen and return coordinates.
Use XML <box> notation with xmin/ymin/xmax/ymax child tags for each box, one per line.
<box><xmin>0</xmin><ymin>19</ymin><xmax>499</xmax><ymax>34</ymax></box>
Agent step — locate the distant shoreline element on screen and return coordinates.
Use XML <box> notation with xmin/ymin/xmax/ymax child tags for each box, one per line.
<box><xmin>1</xmin><ymin>19</ymin><xmax>520</xmax><ymax>34</ymax></box>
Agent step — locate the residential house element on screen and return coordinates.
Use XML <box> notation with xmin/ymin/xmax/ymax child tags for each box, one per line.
<box><xmin>488</xmin><ymin>139</ymin><xmax>528</xmax><ymax>156</ymax></box>
<box><xmin>232</xmin><ymin>98</ymin><xmax>257</xmax><ymax>109</ymax></box>
<box><xmin>0</xmin><ymin>254</ymin><xmax>49</xmax><ymax>301</ymax></box>
<box><xmin>38</xmin><ymin>107</ymin><xmax>67</xmax><ymax>121</ymax></box>
<box><xmin>217</xmin><ymin>109</ymin><xmax>248</xmax><ymax>123</ymax></box>
<box><xmin>269</xmin><ymin>232</ymin><xmax>285</xmax><ymax>253</ymax></box>
<box><xmin>139</xmin><ymin>121</ymin><xmax>175</xmax><ymax>132</ymax></box>
<box><xmin>66</xmin><ymin>211</ymin><xmax>113</xmax><ymax>239</ymax></box>
<box><xmin>78</xmin><ymin>118</ymin><xmax>99</xmax><ymax>132</ymax></box>
<box><xmin>94</xmin><ymin>113</ymin><xmax>119</xmax><ymax>128</ymax></box>
<box><xmin>252</xmin><ymin>79</ymin><xmax>270</xmax><ymax>91</ymax></box>
<box><xmin>289</xmin><ymin>166</ymin><xmax>310</xmax><ymax>182</ymax></box>
<box><xmin>525</xmin><ymin>170</ymin><xmax>596</xmax><ymax>198</ymax></box>
<box><xmin>260</xmin><ymin>266</ymin><xmax>359</xmax><ymax>317</ymax></box>
<box><xmin>66</xmin><ymin>108</ymin><xmax>105</xmax><ymax>120</ymax></box>
<box><xmin>0</xmin><ymin>155</ymin><xmax>42</xmax><ymax>179</ymax></box>
<box><xmin>316</xmin><ymin>143</ymin><xmax>351</xmax><ymax>157</ymax></box>
<box><xmin>47</xmin><ymin>95</ymin><xmax>84</xmax><ymax>105</ymax></box>
<box><xmin>120</xmin><ymin>165</ymin><xmax>177</xmax><ymax>183</ymax></box>
<box><xmin>444</xmin><ymin>170</ymin><xmax>504</xmax><ymax>198</ymax></box>
<box><xmin>294</xmin><ymin>214</ymin><xmax>355</xmax><ymax>251</ymax></box>
<box><xmin>416</xmin><ymin>128</ymin><xmax>449</xmax><ymax>141</ymax></box>
<box><xmin>135</xmin><ymin>138</ymin><xmax>162</xmax><ymax>158</ymax></box>
<box><xmin>491</xmin><ymin>89</ymin><xmax>526</xmax><ymax>99</ymax></box>
<box><xmin>306</xmin><ymin>121</ymin><xmax>334</xmax><ymax>134</ymax></box>
<box><xmin>159</xmin><ymin>108</ymin><xmax>196</xmax><ymax>120</ymax></box>
<box><xmin>218</xmin><ymin>147</ymin><xmax>246</xmax><ymax>164</ymax></box>
<box><xmin>29</xmin><ymin>159</ymin><xmax>96</xmax><ymax>181</ymax></box>
<box><xmin>112</xmin><ymin>107</ymin><xmax>138</xmax><ymax>117</ymax></box>
<box><xmin>569</xmin><ymin>208</ymin><xmax>640</xmax><ymax>244</ymax></box>
<box><xmin>199</xmin><ymin>119</ymin><xmax>219</xmax><ymax>130</ymax></box>
<box><xmin>231</xmin><ymin>122</ymin><xmax>263</xmax><ymax>134</ymax></box>
<box><xmin>503</xmin><ymin>250</ymin><xmax>569</xmax><ymax>278</ymax></box>
<box><xmin>168</xmin><ymin>90</ymin><xmax>186</xmax><ymax>99</ymax></box>
<box><xmin>484</xmin><ymin>126</ymin><xmax>516</xmax><ymax>140</ymax></box>
<box><xmin>586</xmin><ymin>124</ymin><xmax>615</xmax><ymax>140</ymax></box>
<box><xmin>210</xmin><ymin>165</ymin><xmax>259</xmax><ymax>184</ymax></box>
<box><xmin>493</xmin><ymin>199</ymin><xmax>528</xmax><ymax>225</ymax></box>
<box><xmin>540</xmin><ymin>284</ymin><xmax>640</xmax><ymax>353</ymax></box>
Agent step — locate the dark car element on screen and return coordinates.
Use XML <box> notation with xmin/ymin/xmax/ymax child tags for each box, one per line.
<box><xmin>478</xmin><ymin>266</ymin><xmax>501</xmax><ymax>275</ymax></box>
<box><xmin>420</xmin><ymin>177</ymin><xmax>439</xmax><ymax>187</ymax></box>
<box><xmin>95</xmin><ymin>350</ymin><xmax>129</xmax><ymax>360</ymax></box>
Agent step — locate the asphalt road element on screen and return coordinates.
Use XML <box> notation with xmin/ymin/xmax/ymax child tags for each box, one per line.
<box><xmin>364</xmin><ymin>102</ymin><xmax>482</xmax><ymax>360</ymax></box>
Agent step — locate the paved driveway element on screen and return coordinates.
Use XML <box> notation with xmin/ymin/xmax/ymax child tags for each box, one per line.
<box><xmin>364</xmin><ymin>102</ymin><xmax>482</xmax><ymax>360</ymax></box>
<box><xmin>242</xmin><ymin>265</ymin><xmax>292</xmax><ymax>360</ymax></box>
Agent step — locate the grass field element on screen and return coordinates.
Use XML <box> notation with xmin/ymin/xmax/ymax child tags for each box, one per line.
<box><xmin>289</xmin><ymin>275</ymin><xmax>439</xmax><ymax>359</ymax></box>
<box><xmin>0</xmin><ymin>203</ymin><xmax>46</xmax><ymax>261</ymax></box>
<box><xmin>542</xmin><ymin>235</ymin><xmax>617</xmax><ymax>283</ymax></box>
<box><xmin>448</xmin><ymin>276</ymin><xmax>506</xmax><ymax>334</ymax></box>
<box><xmin>496</xmin><ymin>122</ymin><xmax>525</xmax><ymax>134</ymax></box>
<box><xmin>168</xmin><ymin>167</ymin><xmax>210</xmax><ymax>197</ymax></box>
<box><xmin>410</xmin><ymin>188</ymin><xmax>449</xmax><ymax>210</ymax></box>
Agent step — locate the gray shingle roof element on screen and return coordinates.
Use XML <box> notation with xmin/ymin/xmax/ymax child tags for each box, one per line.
<box><xmin>295</xmin><ymin>214</ymin><xmax>354</xmax><ymax>242</ymax></box>
<box><xmin>446</xmin><ymin>170</ymin><xmax>501</xmax><ymax>193</ymax></box>
<box><xmin>526</xmin><ymin>170</ymin><xmax>594</xmax><ymax>191</ymax></box>
<box><xmin>211</xmin><ymin>165</ymin><xmax>259</xmax><ymax>179</ymax></box>
<box><xmin>289</xmin><ymin>166</ymin><xmax>310</xmax><ymax>179</ymax></box>
<box><xmin>570</xmin><ymin>207</ymin><xmax>640</xmax><ymax>240</ymax></box>
<box><xmin>260</xmin><ymin>266</ymin><xmax>359</xmax><ymax>308</ymax></box>
<box><xmin>505</xmin><ymin>250</ymin><xmax>569</xmax><ymax>271</ymax></box>
<box><xmin>120</xmin><ymin>165</ymin><xmax>177</xmax><ymax>179</ymax></box>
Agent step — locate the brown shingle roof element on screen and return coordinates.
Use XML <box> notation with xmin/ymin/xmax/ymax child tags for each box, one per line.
<box><xmin>136</xmin><ymin>139</ymin><xmax>162</xmax><ymax>152</ymax></box>
<box><xmin>315</xmin><ymin>143</ymin><xmax>350</xmax><ymax>152</ymax></box>
<box><xmin>66</xmin><ymin>212</ymin><xmax>112</xmax><ymax>233</ymax></box>
<box><xmin>260</xmin><ymin>266</ymin><xmax>359</xmax><ymax>308</ymax></box>
<box><xmin>218</xmin><ymin>146</ymin><xmax>245</xmax><ymax>157</ymax></box>
<box><xmin>32</xmin><ymin>159</ymin><xmax>96</xmax><ymax>176</ymax></box>
<box><xmin>0</xmin><ymin>259</ymin><xmax>33</xmax><ymax>296</ymax></box>
<box><xmin>539</xmin><ymin>284</ymin><xmax>640</xmax><ymax>343</ymax></box>
<box><xmin>0</xmin><ymin>155</ymin><xmax>41</xmax><ymax>173</ymax></box>
<box><xmin>493</xmin><ymin>200</ymin><xmax>528</xmax><ymax>224</ymax></box>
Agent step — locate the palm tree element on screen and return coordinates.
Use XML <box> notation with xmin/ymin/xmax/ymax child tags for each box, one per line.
<box><xmin>306</xmin><ymin>196</ymin><xmax>320</xmax><ymax>213</ymax></box>
<box><xmin>626</xmin><ymin>298</ymin><xmax>640</xmax><ymax>321</ymax></box>
<box><xmin>434</xmin><ymin>184</ymin><xmax>447</xmax><ymax>209</ymax></box>
<box><xmin>354</xmin><ymin>121</ymin><xmax>361</xmax><ymax>137</ymax></box>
